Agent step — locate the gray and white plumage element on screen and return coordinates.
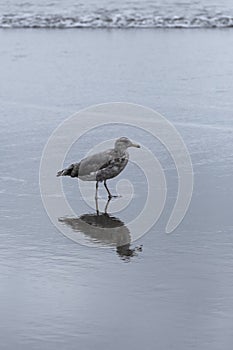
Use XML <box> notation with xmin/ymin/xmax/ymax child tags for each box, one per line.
<box><xmin>57</xmin><ymin>137</ymin><xmax>140</xmax><ymax>198</ymax></box>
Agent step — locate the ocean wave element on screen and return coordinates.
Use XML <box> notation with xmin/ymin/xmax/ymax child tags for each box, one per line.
<box><xmin>1</xmin><ymin>13</ymin><xmax>233</xmax><ymax>28</ymax></box>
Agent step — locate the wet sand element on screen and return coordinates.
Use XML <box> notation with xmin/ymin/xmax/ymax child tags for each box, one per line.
<box><xmin>1</xmin><ymin>29</ymin><xmax>233</xmax><ymax>349</ymax></box>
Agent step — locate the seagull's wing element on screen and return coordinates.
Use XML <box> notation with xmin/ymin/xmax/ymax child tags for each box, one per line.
<box><xmin>78</xmin><ymin>149</ymin><xmax>115</xmax><ymax>177</ymax></box>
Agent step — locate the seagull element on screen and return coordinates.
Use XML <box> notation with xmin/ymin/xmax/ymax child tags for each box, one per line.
<box><xmin>56</xmin><ymin>137</ymin><xmax>140</xmax><ymax>199</ymax></box>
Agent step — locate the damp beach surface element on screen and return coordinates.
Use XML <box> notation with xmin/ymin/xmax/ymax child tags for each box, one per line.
<box><xmin>1</xmin><ymin>27</ymin><xmax>233</xmax><ymax>349</ymax></box>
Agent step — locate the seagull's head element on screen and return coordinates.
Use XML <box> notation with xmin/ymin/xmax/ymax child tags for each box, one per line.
<box><xmin>114</xmin><ymin>137</ymin><xmax>140</xmax><ymax>152</ymax></box>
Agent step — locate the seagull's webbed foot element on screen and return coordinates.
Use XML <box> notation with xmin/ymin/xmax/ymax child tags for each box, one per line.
<box><xmin>108</xmin><ymin>193</ymin><xmax>119</xmax><ymax>199</ymax></box>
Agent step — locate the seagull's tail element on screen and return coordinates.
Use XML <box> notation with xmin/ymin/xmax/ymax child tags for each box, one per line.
<box><xmin>56</xmin><ymin>163</ymin><xmax>80</xmax><ymax>178</ymax></box>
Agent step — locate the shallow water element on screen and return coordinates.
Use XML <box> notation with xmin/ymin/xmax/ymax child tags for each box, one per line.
<box><xmin>1</xmin><ymin>29</ymin><xmax>233</xmax><ymax>349</ymax></box>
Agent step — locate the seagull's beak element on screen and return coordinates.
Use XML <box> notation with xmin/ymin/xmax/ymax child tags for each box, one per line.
<box><xmin>131</xmin><ymin>143</ymin><xmax>141</xmax><ymax>148</ymax></box>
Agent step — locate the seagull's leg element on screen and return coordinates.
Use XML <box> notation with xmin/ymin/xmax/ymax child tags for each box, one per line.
<box><xmin>104</xmin><ymin>180</ymin><xmax>113</xmax><ymax>199</ymax></box>
<box><xmin>95</xmin><ymin>181</ymin><xmax>99</xmax><ymax>200</ymax></box>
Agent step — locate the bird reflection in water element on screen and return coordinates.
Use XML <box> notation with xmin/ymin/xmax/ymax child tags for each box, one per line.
<box><xmin>59</xmin><ymin>198</ymin><xmax>142</xmax><ymax>261</ymax></box>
